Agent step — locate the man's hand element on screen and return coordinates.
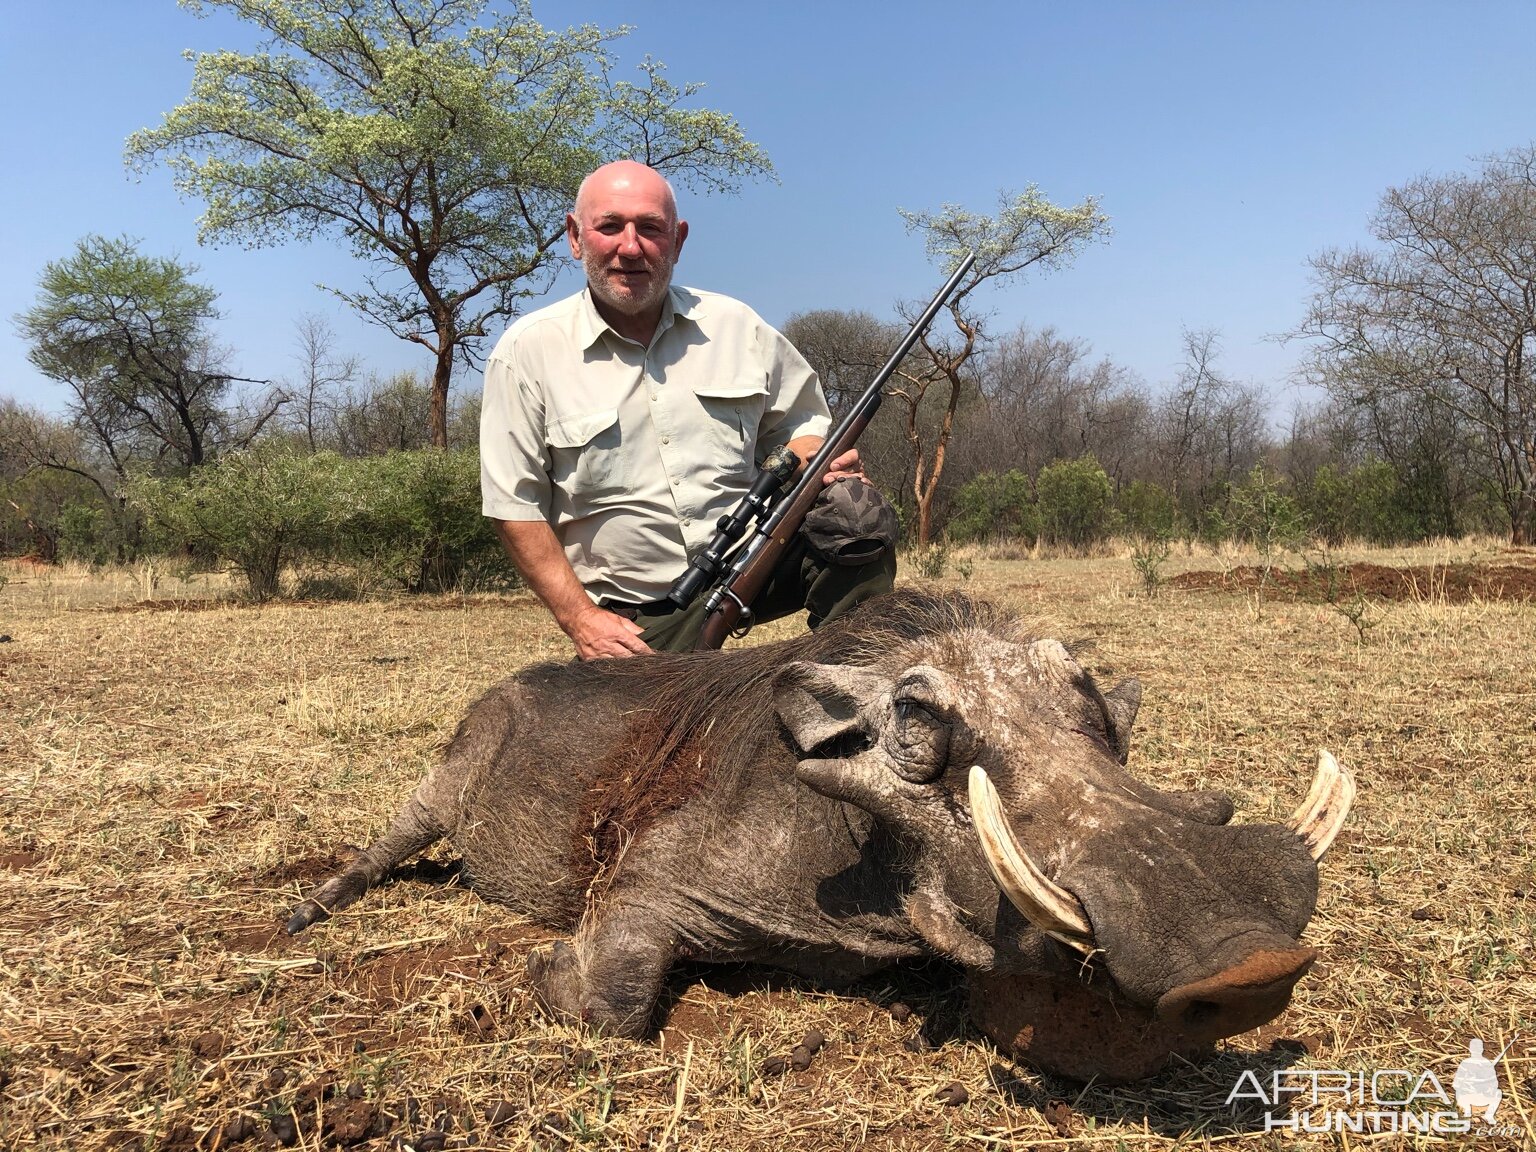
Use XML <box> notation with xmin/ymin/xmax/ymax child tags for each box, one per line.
<box><xmin>566</xmin><ymin>605</ymin><xmax>652</xmax><ymax>660</ymax></box>
<box><xmin>784</xmin><ymin>437</ymin><xmax>866</xmax><ymax>485</ymax></box>
<box><xmin>491</xmin><ymin>519</ymin><xmax>654</xmax><ymax>660</ymax></box>
<box><xmin>824</xmin><ymin>446</ymin><xmax>867</xmax><ymax>484</ymax></box>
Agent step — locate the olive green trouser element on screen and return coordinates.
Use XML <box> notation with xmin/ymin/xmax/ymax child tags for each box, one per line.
<box><xmin>624</xmin><ymin>538</ymin><xmax>896</xmax><ymax>652</ymax></box>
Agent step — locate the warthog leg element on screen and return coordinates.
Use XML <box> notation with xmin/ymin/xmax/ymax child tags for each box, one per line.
<box><xmin>285</xmin><ymin>794</ymin><xmax>445</xmax><ymax>935</ymax></box>
<box><xmin>527</xmin><ymin>901</ymin><xmax>681</xmax><ymax>1039</ymax></box>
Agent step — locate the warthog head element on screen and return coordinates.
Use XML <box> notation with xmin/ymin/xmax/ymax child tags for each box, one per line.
<box><xmin>775</xmin><ymin>621</ymin><xmax>1352</xmax><ymax>1082</ymax></box>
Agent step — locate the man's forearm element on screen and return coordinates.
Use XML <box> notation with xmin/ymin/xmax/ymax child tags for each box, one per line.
<box><xmin>490</xmin><ymin>519</ymin><xmax>596</xmax><ymax>632</ymax></box>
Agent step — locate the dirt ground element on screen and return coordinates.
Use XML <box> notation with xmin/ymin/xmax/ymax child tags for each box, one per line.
<box><xmin>1172</xmin><ymin>550</ymin><xmax>1536</xmax><ymax>604</ymax></box>
<box><xmin>1</xmin><ymin>544</ymin><xmax>1533</xmax><ymax>1150</ymax></box>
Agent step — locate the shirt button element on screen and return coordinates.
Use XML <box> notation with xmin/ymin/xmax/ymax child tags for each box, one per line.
<box><xmin>682</xmin><ymin>517</ymin><xmax>692</xmax><ymax>526</ymax></box>
<box><xmin>661</xmin><ymin>436</ymin><xmax>670</xmax><ymax>445</ymax></box>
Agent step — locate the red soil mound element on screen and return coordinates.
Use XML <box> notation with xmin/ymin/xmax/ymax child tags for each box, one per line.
<box><xmin>1170</xmin><ymin>561</ymin><xmax>1536</xmax><ymax>603</ymax></box>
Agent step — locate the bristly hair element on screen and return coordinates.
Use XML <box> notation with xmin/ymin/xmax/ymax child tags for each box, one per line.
<box><xmin>558</xmin><ymin>589</ymin><xmax>1018</xmax><ymax>888</ymax></box>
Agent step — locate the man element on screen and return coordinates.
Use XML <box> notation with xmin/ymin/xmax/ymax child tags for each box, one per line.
<box><xmin>481</xmin><ymin>160</ymin><xmax>896</xmax><ymax>658</ymax></box>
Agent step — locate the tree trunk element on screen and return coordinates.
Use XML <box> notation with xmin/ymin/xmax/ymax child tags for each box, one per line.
<box><xmin>430</xmin><ymin>334</ymin><xmax>454</xmax><ymax>450</ymax></box>
<box><xmin>915</xmin><ymin>491</ymin><xmax>934</xmax><ymax>550</ymax></box>
<box><xmin>1512</xmin><ymin>491</ymin><xmax>1535</xmax><ymax>545</ymax></box>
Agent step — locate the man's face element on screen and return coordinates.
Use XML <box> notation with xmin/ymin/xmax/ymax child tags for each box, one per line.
<box><xmin>567</xmin><ymin>171</ymin><xmax>688</xmax><ymax>320</ymax></box>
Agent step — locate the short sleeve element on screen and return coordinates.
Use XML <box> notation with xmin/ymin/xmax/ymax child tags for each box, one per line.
<box><xmin>480</xmin><ymin>342</ymin><xmax>552</xmax><ymax>521</ymax></box>
<box><xmin>756</xmin><ymin>323</ymin><xmax>832</xmax><ymax>460</ymax></box>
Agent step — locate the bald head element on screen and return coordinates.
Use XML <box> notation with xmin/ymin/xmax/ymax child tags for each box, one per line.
<box><xmin>573</xmin><ymin>161</ymin><xmax>679</xmax><ymax>227</ymax></box>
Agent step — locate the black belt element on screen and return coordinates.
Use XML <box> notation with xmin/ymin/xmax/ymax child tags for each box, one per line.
<box><xmin>600</xmin><ymin>598</ymin><xmax>682</xmax><ymax>621</ymax></box>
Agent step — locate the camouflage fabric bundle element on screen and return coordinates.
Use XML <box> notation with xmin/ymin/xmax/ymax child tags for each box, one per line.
<box><xmin>802</xmin><ymin>478</ymin><xmax>899</xmax><ymax>565</ymax></box>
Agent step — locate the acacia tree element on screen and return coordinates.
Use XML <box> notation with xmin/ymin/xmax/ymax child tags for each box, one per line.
<box><xmin>17</xmin><ymin>234</ymin><xmax>277</xmax><ymax>476</ymax></box>
<box><xmin>893</xmin><ymin>189</ymin><xmax>1110</xmax><ymax>546</ymax></box>
<box><xmin>128</xmin><ymin>0</ymin><xmax>772</xmax><ymax>448</ymax></box>
<box><xmin>1297</xmin><ymin>145</ymin><xmax>1536</xmax><ymax>543</ymax></box>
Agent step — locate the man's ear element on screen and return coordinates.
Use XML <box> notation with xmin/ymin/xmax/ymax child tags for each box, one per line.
<box><xmin>566</xmin><ymin>213</ymin><xmax>583</xmax><ymax>260</ymax></box>
<box><xmin>673</xmin><ymin>218</ymin><xmax>688</xmax><ymax>260</ymax></box>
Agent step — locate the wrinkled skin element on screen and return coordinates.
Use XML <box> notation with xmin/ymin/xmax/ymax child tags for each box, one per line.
<box><xmin>287</xmin><ymin>592</ymin><xmax>1325</xmax><ymax>1082</ymax></box>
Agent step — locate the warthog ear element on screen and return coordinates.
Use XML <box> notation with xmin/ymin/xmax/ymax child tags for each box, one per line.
<box><xmin>773</xmin><ymin>662</ymin><xmax>885</xmax><ymax>754</ymax></box>
<box><xmin>1103</xmin><ymin>678</ymin><xmax>1141</xmax><ymax>764</ymax></box>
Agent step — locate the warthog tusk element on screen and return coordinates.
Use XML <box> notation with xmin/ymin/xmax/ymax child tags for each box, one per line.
<box><xmin>1286</xmin><ymin>749</ymin><xmax>1356</xmax><ymax>861</ymax></box>
<box><xmin>968</xmin><ymin>766</ymin><xmax>1096</xmax><ymax>955</ymax></box>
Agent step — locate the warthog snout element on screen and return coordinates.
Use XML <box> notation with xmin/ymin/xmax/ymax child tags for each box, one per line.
<box><xmin>1154</xmin><ymin>944</ymin><xmax>1319</xmax><ymax>1043</ymax></box>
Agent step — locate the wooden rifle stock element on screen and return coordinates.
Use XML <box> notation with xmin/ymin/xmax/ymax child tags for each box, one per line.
<box><xmin>694</xmin><ymin>253</ymin><xmax>976</xmax><ymax>649</ymax></box>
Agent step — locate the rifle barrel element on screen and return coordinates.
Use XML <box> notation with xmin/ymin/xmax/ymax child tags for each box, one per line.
<box><xmin>760</xmin><ymin>252</ymin><xmax>975</xmax><ymax>536</ymax></box>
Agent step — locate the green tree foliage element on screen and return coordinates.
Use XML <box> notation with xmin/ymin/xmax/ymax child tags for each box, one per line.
<box><xmin>1</xmin><ymin>471</ymin><xmax>106</xmax><ymax>562</ymax></box>
<box><xmin>0</xmin><ymin>398</ymin><xmax>125</xmax><ymax>560</ymax></box>
<box><xmin>1036</xmin><ymin>455</ymin><xmax>1114</xmax><ymax>548</ymax></box>
<box><xmin>16</xmin><ymin>235</ymin><xmax>275</xmax><ymax>475</ymax></box>
<box><xmin>333</xmin><ymin>448</ymin><xmax>500</xmax><ymax>591</ymax></box>
<box><xmin>127</xmin><ymin>0</ymin><xmax>773</xmax><ymax>448</ymax></box>
<box><xmin>947</xmin><ymin>470</ymin><xmax>1039</xmax><ymax>543</ymax></box>
<box><xmin>893</xmin><ymin>189</ymin><xmax>1111</xmax><ymax>546</ymax></box>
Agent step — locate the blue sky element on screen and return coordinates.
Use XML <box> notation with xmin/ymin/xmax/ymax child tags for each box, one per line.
<box><xmin>3</xmin><ymin>1</ymin><xmax>1533</xmax><ymax>422</ymax></box>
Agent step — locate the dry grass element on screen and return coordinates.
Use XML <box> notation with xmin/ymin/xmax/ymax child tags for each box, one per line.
<box><xmin>1</xmin><ymin>546</ymin><xmax>1532</xmax><ymax>1150</ymax></box>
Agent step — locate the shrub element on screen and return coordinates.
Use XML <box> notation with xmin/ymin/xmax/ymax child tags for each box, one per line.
<box><xmin>947</xmin><ymin>470</ymin><xmax>1039</xmax><ymax>544</ymax></box>
<box><xmin>334</xmin><ymin>450</ymin><xmax>508</xmax><ymax>592</ymax></box>
<box><xmin>129</xmin><ymin>445</ymin><xmax>514</xmax><ymax>599</ymax></box>
<box><xmin>906</xmin><ymin>541</ymin><xmax>950</xmax><ymax>580</ymax></box>
<box><xmin>1118</xmin><ymin>480</ymin><xmax>1179</xmax><ymax>540</ymax></box>
<box><xmin>1036</xmin><ymin>456</ymin><xmax>1114</xmax><ymax>548</ymax></box>
<box><xmin>55</xmin><ymin>504</ymin><xmax>112</xmax><ymax>565</ymax></box>
<box><xmin>1226</xmin><ymin>465</ymin><xmax>1309</xmax><ymax>578</ymax></box>
<box><xmin>127</xmin><ymin>445</ymin><xmax>349</xmax><ymax>599</ymax></box>
<box><xmin>1331</xmin><ymin>459</ymin><xmax>1418</xmax><ymax>544</ymax></box>
<box><xmin>1129</xmin><ymin>534</ymin><xmax>1173</xmax><ymax>598</ymax></box>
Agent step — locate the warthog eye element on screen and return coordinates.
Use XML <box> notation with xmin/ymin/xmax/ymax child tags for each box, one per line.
<box><xmin>889</xmin><ymin>696</ymin><xmax>950</xmax><ymax>781</ymax></box>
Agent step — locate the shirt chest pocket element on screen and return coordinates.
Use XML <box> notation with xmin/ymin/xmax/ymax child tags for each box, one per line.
<box><xmin>546</xmin><ymin>408</ymin><xmax>623</xmax><ymax>505</ymax></box>
<box><xmin>692</xmin><ymin>381</ymin><xmax>769</xmax><ymax>479</ymax></box>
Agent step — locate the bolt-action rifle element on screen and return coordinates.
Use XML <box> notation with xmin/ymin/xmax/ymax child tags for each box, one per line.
<box><xmin>667</xmin><ymin>253</ymin><xmax>976</xmax><ymax>649</ymax></box>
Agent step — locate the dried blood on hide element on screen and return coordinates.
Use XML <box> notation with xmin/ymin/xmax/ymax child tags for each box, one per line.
<box><xmin>570</xmin><ymin>714</ymin><xmax>713</xmax><ymax>890</ymax></box>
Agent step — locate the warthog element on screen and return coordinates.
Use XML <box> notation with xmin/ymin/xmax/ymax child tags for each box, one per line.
<box><xmin>288</xmin><ymin>590</ymin><xmax>1353</xmax><ymax>1082</ymax></box>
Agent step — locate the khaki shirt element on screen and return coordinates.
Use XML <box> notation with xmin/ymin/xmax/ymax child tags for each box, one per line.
<box><xmin>481</xmin><ymin>285</ymin><xmax>831</xmax><ymax>606</ymax></box>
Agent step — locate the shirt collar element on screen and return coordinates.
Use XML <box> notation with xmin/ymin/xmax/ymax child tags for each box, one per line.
<box><xmin>575</xmin><ymin>284</ymin><xmax>706</xmax><ymax>350</ymax></box>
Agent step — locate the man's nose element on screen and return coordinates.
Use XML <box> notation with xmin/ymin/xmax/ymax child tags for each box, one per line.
<box><xmin>616</xmin><ymin>223</ymin><xmax>642</xmax><ymax>256</ymax></box>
